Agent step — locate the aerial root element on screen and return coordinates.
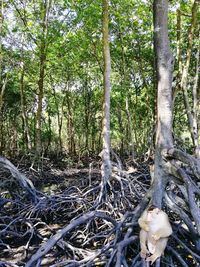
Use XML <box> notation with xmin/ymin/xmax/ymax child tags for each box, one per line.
<box><xmin>0</xmin><ymin>156</ymin><xmax>200</xmax><ymax>266</ymax></box>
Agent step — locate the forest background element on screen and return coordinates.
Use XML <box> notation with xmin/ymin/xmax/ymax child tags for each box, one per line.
<box><xmin>0</xmin><ymin>0</ymin><xmax>198</xmax><ymax>160</ymax></box>
<box><xmin>0</xmin><ymin>0</ymin><xmax>200</xmax><ymax>267</ymax></box>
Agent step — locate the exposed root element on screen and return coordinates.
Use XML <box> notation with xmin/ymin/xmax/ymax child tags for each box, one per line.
<box><xmin>0</xmin><ymin>155</ymin><xmax>200</xmax><ymax>266</ymax></box>
<box><xmin>0</xmin><ymin>157</ymin><xmax>41</xmax><ymax>202</ymax></box>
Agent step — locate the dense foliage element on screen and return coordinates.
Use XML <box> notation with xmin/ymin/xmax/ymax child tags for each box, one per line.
<box><xmin>0</xmin><ymin>0</ymin><xmax>199</xmax><ymax>159</ymax></box>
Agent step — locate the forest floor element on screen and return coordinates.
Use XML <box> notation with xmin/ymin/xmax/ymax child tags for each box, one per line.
<box><xmin>0</xmin><ymin>155</ymin><xmax>199</xmax><ymax>267</ymax></box>
<box><xmin>0</xmin><ymin>155</ymin><xmax>151</xmax><ymax>267</ymax></box>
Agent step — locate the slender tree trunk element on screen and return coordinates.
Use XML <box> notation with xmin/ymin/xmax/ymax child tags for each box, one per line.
<box><xmin>45</xmin><ymin>109</ymin><xmax>52</xmax><ymax>154</ymax></box>
<box><xmin>172</xmin><ymin>6</ymin><xmax>182</xmax><ymax>104</ymax></box>
<box><xmin>11</xmin><ymin>116</ymin><xmax>18</xmax><ymax>156</ymax></box>
<box><xmin>117</xmin><ymin>110</ymin><xmax>124</xmax><ymax>156</ymax></box>
<box><xmin>180</xmin><ymin>0</ymin><xmax>198</xmax><ymax>153</ymax></box>
<box><xmin>176</xmin><ymin>7</ymin><xmax>182</xmax><ymax>79</ymax></box>
<box><xmin>192</xmin><ymin>37</ymin><xmax>200</xmax><ymax>158</ymax></box>
<box><xmin>100</xmin><ymin>0</ymin><xmax>112</xmax><ymax>200</ymax></box>
<box><xmin>0</xmin><ymin>0</ymin><xmax>4</xmax><ymax>154</ymax></box>
<box><xmin>118</xmin><ymin>26</ymin><xmax>135</xmax><ymax>159</ymax></box>
<box><xmin>0</xmin><ymin>74</ymin><xmax>7</xmax><ymax>154</ymax></box>
<box><xmin>125</xmin><ymin>96</ymin><xmax>135</xmax><ymax>159</ymax></box>
<box><xmin>66</xmin><ymin>91</ymin><xmax>76</xmax><ymax>155</ymax></box>
<box><xmin>153</xmin><ymin>0</ymin><xmax>174</xmax><ymax>207</ymax></box>
<box><xmin>35</xmin><ymin>0</ymin><xmax>50</xmax><ymax>157</ymax></box>
<box><xmin>0</xmin><ymin>0</ymin><xmax>3</xmax><ymax>76</ymax></box>
<box><xmin>52</xmin><ymin>85</ymin><xmax>64</xmax><ymax>153</ymax></box>
<box><xmin>20</xmin><ymin>63</ymin><xmax>31</xmax><ymax>151</ymax></box>
<box><xmin>58</xmin><ymin>100</ymin><xmax>64</xmax><ymax>154</ymax></box>
<box><xmin>83</xmin><ymin>78</ymin><xmax>90</xmax><ymax>152</ymax></box>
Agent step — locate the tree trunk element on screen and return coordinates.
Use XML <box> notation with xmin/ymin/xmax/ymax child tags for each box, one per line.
<box><xmin>180</xmin><ymin>0</ymin><xmax>198</xmax><ymax>155</ymax></box>
<box><xmin>192</xmin><ymin>36</ymin><xmax>200</xmax><ymax>158</ymax></box>
<box><xmin>83</xmin><ymin>77</ymin><xmax>90</xmax><ymax>153</ymax></box>
<box><xmin>35</xmin><ymin>0</ymin><xmax>50</xmax><ymax>157</ymax></box>
<box><xmin>20</xmin><ymin>62</ymin><xmax>31</xmax><ymax>152</ymax></box>
<box><xmin>152</xmin><ymin>0</ymin><xmax>174</xmax><ymax>207</ymax></box>
<box><xmin>0</xmin><ymin>0</ymin><xmax>5</xmax><ymax>154</ymax></box>
<box><xmin>118</xmin><ymin>26</ymin><xmax>136</xmax><ymax>159</ymax></box>
<box><xmin>52</xmin><ymin>84</ymin><xmax>64</xmax><ymax>153</ymax></box>
<box><xmin>45</xmin><ymin>109</ymin><xmax>52</xmax><ymax>154</ymax></box>
<box><xmin>66</xmin><ymin>91</ymin><xmax>76</xmax><ymax>155</ymax></box>
<box><xmin>10</xmin><ymin>115</ymin><xmax>18</xmax><ymax>156</ymax></box>
<box><xmin>176</xmin><ymin>7</ymin><xmax>182</xmax><ymax>79</ymax></box>
<box><xmin>0</xmin><ymin>74</ymin><xmax>7</xmax><ymax>154</ymax></box>
<box><xmin>172</xmin><ymin>6</ymin><xmax>182</xmax><ymax>104</ymax></box>
<box><xmin>125</xmin><ymin>96</ymin><xmax>135</xmax><ymax>159</ymax></box>
<box><xmin>100</xmin><ymin>0</ymin><xmax>112</xmax><ymax>201</ymax></box>
<box><xmin>0</xmin><ymin>0</ymin><xmax>3</xmax><ymax>76</ymax></box>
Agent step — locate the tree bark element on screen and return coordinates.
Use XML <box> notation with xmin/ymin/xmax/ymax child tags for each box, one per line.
<box><xmin>153</xmin><ymin>0</ymin><xmax>174</xmax><ymax>207</ymax></box>
<box><xmin>192</xmin><ymin>35</ymin><xmax>200</xmax><ymax>158</ymax></box>
<box><xmin>180</xmin><ymin>0</ymin><xmax>198</xmax><ymax>155</ymax></box>
<box><xmin>66</xmin><ymin>90</ymin><xmax>76</xmax><ymax>155</ymax></box>
<box><xmin>0</xmin><ymin>0</ymin><xmax>3</xmax><ymax>76</ymax></box>
<box><xmin>0</xmin><ymin>0</ymin><xmax>5</xmax><ymax>154</ymax></box>
<box><xmin>52</xmin><ymin>84</ymin><xmax>64</xmax><ymax>153</ymax></box>
<box><xmin>0</xmin><ymin>74</ymin><xmax>8</xmax><ymax>154</ymax></box>
<box><xmin>83</xmin><ymin>76</ymin><xmax>91</xmax><ymax>152</ymax></box>
<box><xmin>100</xmin><ymin>0</ymin><xmax>112</xmax><ymax>200</ymax></box>
<box><xmin>10</xmin><ymin>115</ymin><xmax>18</xmax><ymax>156</ymax></box>
<box><xmin>176</xmin><ymin>7</ymin><xmax>182</xmax><ymax>76</ymax></box>
<box><xmin>20</xmin><ymin>62</ymin><xmax>31</xmax><ymax>152</ymax></box>
<box><xmin>172</xmin><ymin>6</ymin><xmax>182</xmax><ymax>104</ymax></box>
<box><xmin>35</xmin><ymin>0</ymin><xmax>50</xmax><ymax>157</ymax></box>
